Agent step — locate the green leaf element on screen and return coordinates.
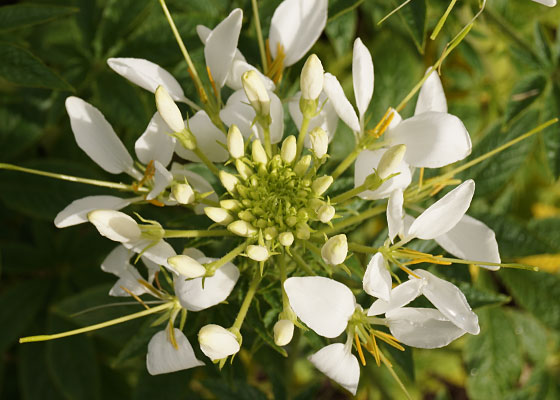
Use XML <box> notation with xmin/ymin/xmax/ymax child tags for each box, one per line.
<box><xmin>325</xmin><ymin>9</ymin><xmax>357</xmax><ymax>58</ymax></box>
<box><xmin>504</xmin><ymin>73</ymin><xmax>547</xmax><ymax>122</ymax></box>
<box><xmin>0</xmin><ymin>43</ymin><xmax>72</xmax><ymax>90</ymax></box>
<box><xmin>507</xmin><ymin>310</ymin><xmax>548</xmax><ymax>363</ymax></box>
<box><xmin>499</xmin><ymin>269</ymin><xmax>560</xmax><ymax>331</ymax></box>
<box><xmin>133</xmin><ymin>369</ymin><xmax>200</xmax><ymax>400</ymax></box>
<box><xmin>456</xmin><ymin>283</ymin><xmax>511</xmax><ymax>309</ymax></box>
<box><xmin>533</xmin><ymin>22</ymin><xmax>553</xmax><ymax>66</ymax></box>
<box><xmin>0</xmin><ymin>108</ymin><xmax>43</xmax><ymax>161</ymax></box>
<box><xmin>0</xmin><ymin>279</ymin><xmax>51</xmax><ymax>352</ymax></box>
<box><xmin>19</xmin><ymin>341</ymin><xmax>63</xmax><ymax>400</ymax></box>
<box><xmin>543</xmin><ymin>84</ymin><xmax>560</xmax><ymax>178</ymax></box>
<box><xmin>202</xmin><ymin>379</ymin><xmax>268</xmax><ymax>400</ymax></box>
<box><xmin>394</xmin><ymin>0</ymin><xmax>426</xmax><ymax>54</ymax></box>
<box><xmin>465</xmin><ymin>308</ymin><xmax>522</xmax><ymax>400</ymax></box>
<box><xmin>0</xmin><ymin>4</ymin><xmax>77</xmax><ymax>31</ymax></box>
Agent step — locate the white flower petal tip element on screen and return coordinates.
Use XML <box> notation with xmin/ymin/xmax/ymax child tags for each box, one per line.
<box><xmin>273</xmin><ymin>319</ymin><xmax>295</xmax><ymax>346</ymax></box>
<box><xmin>363</xmin><ymin>253</ymin><xmax>392</xmax><ymax>301</ymax></box>
<box><xmin>387</xmin><ymin>189</ymin><xmax>404</xmax><ymax>243</ymax></box>
<box><xmin>308</xmin><ymin>343</ymin><xmax>360</xmax><ymax>395</ymax></box>
<box><xmin>414</xmin><ymin>269</ymin><xmax>480</xmax><ymax>335</ymax></box>
<box><xmin>531</xmin><ymin>0</ymin><xmax>557</xmax><ymax>6</ymax></box>
<box><xmin>386</xmin><ymin>308</ymin><xmax>466</xmax><ymax>349</ymax></box>
<box><xmin>284</xmin><ymin>276</ymin><xmax>355</xmax><ymax>338</ymax></box>
<box><xmin>435</xmin><ymin>214</ymin><xmax>501</xmax><ymax>270</ymax></box>
<box><xmin>88</xmin><ymin>210</ymin><xmax>141</xmax><ymax>243</ymax></box>
<box><xmin>323</xmin><ymin>73</ymin><xmax>360</xmax><ymax>132</ymax></box>
<box><xmin>408</xmin><ymin>180</ymin><xmax>475</xmax><ymax>240</ymax></box>
<box><xmin>175</xmin><ymin>259</ymin><xmax>240</xmax><ymax>311</ymax></box>
<box><xmin>101</xmin><ymin>245</ymin><xmax>147</xmax><ymax>297</ymax></box>
<box><xmin>135</xmin><ymin>112</ymin><xmax>176</xmax><ymax>167</ymax></box>
<box><xmin>168</xmin><ymin>255</ymin><xmax>206</xmax><ymax>278</ymax></box>
<box><xmin>64</xmin><ymin>97</ymin><xmax>135</xmax><ymax>176</ymax></box>
<box><xmin>415</xmin><ymin>69</ymin><xmax>447</xmax><ymax>115</ymax></box>
<box><xmin>175</xmin><ymin>111</ymin><xmax>228</xmax><ymax>163</ymax></box>
<box><xmin>146</xmin><ymin>329</ymin><xmax>204</xmax><ymax>375</ymax></box>
<box><xmin>198</xmin><ymin>324</ymin><xmax>240</xmax><ymax>361</ymax></box>
<box><xmin>107</xmin><ymin>58</ymin><xmax>187</xmax><ymax>102</ymax></box>
<box><xmin>301</xmin><ymin>54</ymin><xmax>324</xmax><ymax>100</ymax></box>
<box><xmin>387</xmin><ymin>111</ymin><xmax>472</xmax><ymax>168</ymax></box>
<box><xmin>246</xmin><ymin>245</ymin><xmax>269</xmax><ymax>262</ymax></box>
<box><xmin>352</xmin><ymin>38</ymin><xmax>374</xmax><ymax>120</ymax></box>
<box><xmin>367</xmin><ymin>278</ymin><xmax>425</xmax><ymax>316</ymax></box>
<box><xmin>269</xmin><ymin>0</ymin><xmax>328</xmax><ymax>67</ymax></box>
<box><xmin>55</xmin><ymin>195</ymin><xmax>132</xmax><ymax>228</ymax></box>
<box><xmin>155</xmin><ymin>86</ymin><xmax>185</xmax><ymax>133</ymax></box>
<box><xmin>321</xmin><ymin>234</ymin><xmax>348</xmax><ymax>265</ymax></box>
<box><xmin>205</xmin><ymin>9</ymin><xmax>243</xmax><ymax>88</ymax></box>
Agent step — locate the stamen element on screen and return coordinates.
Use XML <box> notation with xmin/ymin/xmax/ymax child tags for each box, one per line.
<box><xmin>167</xmin><ymin>322</ymin><xmax>179</xmax><ymax>350</ymax></box>
<box><xmin>417</xmin><ymin>167</ymin><xmax>424</xmax><ymax>191</ymax></box>
<box><xmin>354</xmin><ymin>332</ymin><xmax>366</xmax><ymax>366</ymax></box>
<box><xmin>429</xmin><ymin>184</ymin><xmax>445</xmax><ymax>197</ymax></box>
<box><xmin>368</xmin><ymin>333</ymin><xmax>381</xmax><ymax>366</ymax></box>
<box><xmin>147</xmin><ymin>199</ymin><xmax>165</xmax><ymax>207</ymax></box>
<box><xmin>120</xmin><ymin>286</ymin><xmax>150</xmax><ymax>310</ymax></box>
<box><xmin>206</xmin><ymin>66</ymin><xmax>220</xmax><ymax>102</ymax></box>
<box><xmin>373</xmin><ymin>331</ymin><xmax>405</xmax><ymax>351</ymax></box>
<box><xmin>137</xmin><ymin>279</ymin><xmax>165</xmax><ymax>299</ymax></box>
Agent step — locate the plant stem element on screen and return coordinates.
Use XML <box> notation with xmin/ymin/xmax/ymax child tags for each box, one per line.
<box><xmin>193</xmin><ymin>148</ymin><xmax>220</xmax><ymax>176</ymax></box>
<box><xmin>348</xmin><ymin>243</ymin><xmax>379</xmax><ymax>254</ymax></box>
<box><xmin>430</xmin><ymin>0</ymin><xmax>458</xmax><ymax>40</ymax></box>
<box><xmin>163</xmin><ymin>229</ymin><xmax>234</xmax><ymax>238</ymax></box>
<box><xmin>295</xmin><ymin>115</ymin><xmax>311</xmax><ymax>160</ymax></box>
<box><xmin>314</xmin><ymin>205</ymin><xmax>386</xmax><ymax>236</ymax></box>
<box><xmin>251</xmin><ymin>0</ymin><xmax>268</xmax><ymax>72</ymax></box>
<box><xmin>206</xmin><ymin>241</ymin><xmax>249</xmax><ymax>275</ymax></box>
<box><xmin>231</xmin><ymin>272</ymin><xmax>261</xmax><ymax>332</ymax></box>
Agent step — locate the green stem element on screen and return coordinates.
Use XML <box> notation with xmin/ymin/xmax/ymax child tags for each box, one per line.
<box><xmin>278</xmin><ymin>252</ymin><xmax>290</xmax><ymax>309</ymax></box>
<box><xmin>231</xmin><ymin>272</ymin><xmax>261</xmax><ymax>332</ymax></box>
<box><xmin>193</xmin><ymin>148</ymin><xmax>220</xmax><ymax>177</ymax></box>
<box><xmin>290</xmin><ymin>251</ymin><xmax>316</xmax><ymax>276</ymax></box>
<box><xmin>0</xmin><ymin>163</ymin><xmax>145</xmax><ymax>192</ymax></box>
<box><xmin>163</xmin><ymin>229</ymin><xmax>234</xmax><ymax>238</ymax></box>
<box><xmin>206</xmin><ymin>241</ymin><xmax>250</xmax><ymax>275</ymax></box>
<box><xmin>430</xmin><ymin>0</ymin><xmax>458</xmax><ymax>40</ymax></box>
<box><xmin>295</xmin><ymin>115</ymin><xmax>311</xmax><ymax>160</ymax></box>
<box><xmin>263</xmin><ymin>125</ymin><xmax>272</xmax><ymax>158</ymax></box>
<box><xmin>314</xmin><ymin>205</ymin><xmax>386</xmax><ymax>236</ymax></box>
<box><xmin>331</xmin><ymin>183</ymin><xmax>368</xmax><ymax>204</ymax></box>
<box><xmin>251</xmin><ymin>0</ymin><xmax>268</xmax><ymax>72</ymax></box>
<box><xmin>348</xmin><ymin>243</ymin><xmax>379</xmax><ymax>254</ymax></box>
<box><xmin>20</xmin><ymin>302</ymin><xmax>173</xmax><ymax>343</ymax></box>
<box><xmin>331</xmin><ymin>144</ymin><xmax>363</xmax><ymax>180</ymax></box>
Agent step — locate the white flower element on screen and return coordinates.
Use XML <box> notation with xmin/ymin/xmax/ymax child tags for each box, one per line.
<box><xmin>321</xmin><ymin>234</ymin><xmax>348</xmax><ymax>265</ymax></box>
<box><xmin>146</xmin><ymin>329</ymin><xmax>204</xmax><ymax>375</ymax></box>
<box><xmin>308</xmin><ymin>342</ymin><xmax>360</xmax><ymax>395</ymax></box>
<box><xmin>269</xmin><ymin>0</ymin><xmax>328</xmax><ymax>67</ymax></box>
<box><xmin>198</xmin><ymin>324</ymin><xmax>240</xmax><ymax>361</ymax></box>
<box><xmin>363</xmin><ymin>252</ymin><xmax>392</xmax><ymax>302</ymax></box>
<box><xmin>55</xmin><ymin>195</ymin><xmax>136</xmax><ymax>228</ymax></box>
<box><xmin>273</xmin><ymin>319</ymin><xmax>295</xmax><ymax>346</ymax></box>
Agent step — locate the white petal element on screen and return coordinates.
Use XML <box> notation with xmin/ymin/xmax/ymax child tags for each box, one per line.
<box><xmin>196</xmin><ymin>25</ymin><xmax>212</xmax><ymax>43</ymax></box>
<box><xmin>125</xmin><ymin>239</ymin><xmax>177</xmax><ymax>271</ymax></box>
<box><xmin>147</xmin><ymin>161</ymin><xmax>173</xmax><ymax>200</ymax></box>
<box><xmin>288</xmin><ymin>92</ymin><xmax>338</xmax><ymax>147</ymax></box>
<box><xmin>415</xmin><ymin>69</ymin><xmax>447</xmax><ymax>115</ymax></box>
<box><xmin>367</xmin><ymin>278</ymin><xmax>424</xmax><ymax>316</ymax></box>
<box><xmin>108</xmin><ymin>266</ymin><xmax>148</xmax><ymax>297</ymax></box>
<box><xmin>205</xmin><ymin>9</ymin><xmax>243</xmax><ymax>88</ymax></box>
<box><xmin>435</xmin><ymin>214</ymin><xmax>501</xmax><ymax>271</ymax></box>
<box><xmin>65</xmin><ymin>97</ymin><xmax>136</xmax><ymax>177</ymax></box>
<box><xmin>101</xmin><ymin>245</ymin><xmax>133</xmax><ymax>275</ymax></box>
<box><xmin>363</xmin><ymin>253</ymin><xmax>392</xmax><ymax>301</ymax></box>
<box><xmin>141</xmin><ymin>256</ymin><xmax>160</xmax><ymax>283</ymax></box>
<box><xmin>308</xmin><ymin>343</ymin><xmax>360</xmax><ymax>395</ymax></box>
<box><xmin>284</xmin><ymin>276</ymin><xmax>355</xmax><ymax>338</ymax></box>
<box><xmin>267</xmin><ymin>91</ymin><xmax>284</xmax><ymax>144</ymax></box>
<box><xmin>414</xmin><ymin>269</ymin><xmax>479</xmax><ymax>334</ymax></box>
<box><xmin>89</xmin><ymin>210</ymin><xmax>141</xmax><ymax>243</ymax></box>
<box><xmin>531</xmin><ymin>0</ymin><xmax>556</xmax><ymax>7</ymax></box>
<box><xmin>354</xmin><ymin>149</ymin><xmax>412</xmax><ymax>200</ymax></box>
<box><xmin>55</xmin><ymin>195</ymin><xmax>132</xmax><ymax>228</ymax></box>
<box><xmin>386</xmin><ymin>308</ymin><xmax>466</xmax><ymax>348</ymax></box>
<box><xmin>170</xmin><ymin>166</ymin><xmax>219</xmax><ymax>215</ymax></box>
<box><xmin>408</xmin><ymin>180</ymin><xmax>475</xmax><ymax>240</ymax></box>
<box><xmin>323</xmin><ymin>73</ymin><xmax>360</xmax><ymax>132</ymax></box>
<box><xmin>175</xmin><ymin>111</ymin><xmax>228</xmax><ymax>163</ymax></box>
<box><xmin>175</xmin><ymin>260</ymin><xmax>240</xmax><ymax>311</ymax></box>
<box><xmin>198</xmin><ymin>324</ymin><xmax>240</xmax><ymax>361</ymax></box>
<box><xmin>352</xmin><ymin>38</ymin><xmax>374</xmax><ymax>120</ymax></box>
<box><xmin>135</xmin><ymin>112</ymin><xmax>176</xmax><ymax>167</ymax></box>
<box><xmin>183</xmin><ymin>247</ymin><xmax>206</xmax><ymax>261</ymax></box>
<box><xmin>387</xmin><ymin>189</ymin><xmax>404</xmax><ymax>243</ymax></box>
<box><xmin>107</xmin><ymin>58</ymin><xmax>187</xmax><ymax>103</ymax></box>
<box><xmin>386</xmin><ymin>111</ymin><xmax>472</xmax><ymax>168</ymax></box>
<box><xmin>269</xmin><ymin>0</ymin><xmax>328</xmax><ymax>67</ymax></box>
<box><xmin>146</xmin><ymin>329</ymin><xmax>204</xmax><ymax>375</ymax></box>
<box><xmin>226</xmin><ymin>59</ymin><xmax>275</xmax><ymax>91</ymax></box>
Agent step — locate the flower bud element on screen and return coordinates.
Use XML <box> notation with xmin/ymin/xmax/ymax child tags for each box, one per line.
<box><xmin>219</xmin><ymin>171</ymin><xmax>239</xmax><ymax>193</ymax></box>
<box><xmin>198</xmin><ymin>324</ymin><xmax>240</xmax><ymax>361</ymax></box>
<box><xmin>252</xmin><ymin>140</ymin><xmax>268</xmax><ymax>165</ymax></box>
<box><xmin>227</xmin><ymin>125</ymin><xmax>244</xmax><ymax>159</ymax></box>
<box><xmin>312</xmin><ymin>175</ymin><xmax>333</xmax><ymax>196</ymax></box>
<box><xmin>238</xmin><ymin>210</ymin><xmax>256</xmax><ymax>222</ymax></box>
<box><xmin>309</xmin><ymin>127</ymin><xmax>328</xmax><ymax>158</ymax></box>
<box><xmin>155</xmin><ymin>86</ymin><xmax>185</xmax><ymax>132</ymax></box>
<box><xmin>317</xmin><ymin>204</ymin><xmax>335</xmax><ymax>223</ymax></box>
<box><xmin>294</xmin><ymin>155</ymin><xmax>312</xmax><ymax>176</ymax></box>
<box><xmin>295</xmin><ymin>222</ymin><xmax>311</xmax><ymax>240</ymax></box>
<box><xmin>88</xmin><ymin>210</ymin><xmax>141</xmax><ymax>243</ymax></box>
<box><xmin>247</xmin><ymin>245</ymin><xmax>269</xmax><ymax>262</ymax></box>
<box><xmin>171</xmin><ymin>183</ymin><xmax>195</xmax><ymax>205</ymax></box>
<box><xmin>321</xmin><ymin>234</ymin><xmax>348</xmax><ymax>265</ymax></box>
<box><xmin>242</xmin><ymin>70</ymin><xmax>270</xmax><ymax>116</ymax></box>
<box><xmin>273</xmin><ymin>319</ymin><xmax>294</xmax><ymax>346</ymax></box>
<box><xmin>227</xmin><ymin>220</ymin><xmax>257</xmax><ymax>237</ymax></box>
<box><xmin>235</xmin><ymin>159</ymin><xmax>253</xmax><ymax>180</ymax></box>
<box><xmin>278</xmin><ymin>231</ymin><xmax>294</xmax><ymax>247</ymax></box>
<box><xmin>263</xmin><ymin>226</ymin><xmax>278</xmax><ymax>241</ymax></box>
<box><xmin>377</xmin><ymin>144</ymin><xmax>406</xmax><ymax>179</ymax></box>
<box><xmin>281</xmin><ymin>136</ymin><xmax>297</xmax><ymax>164</ymax></box>
<box><xmin>309</xmin><ymin>198</ymin><xmax>325</xmax><ymax>212</ymax></box>
<box><xmin>204</xmin><ymin>207</ymin><xmax>234</xmax><ymax>225</ymax></box>
<box><xmin>167</xmin><ymin>254</ymin><xmax>206</xmax><ymax>278</ymax></box>
<box><xmin>300</xmin><ymin>54</ymin><xmax>324</xmax><ymax>101</ymax></box>
<box><xmin>220</xmin><ymin>199</ymin><xmax>242</xmax><ymax>211</ymax></box>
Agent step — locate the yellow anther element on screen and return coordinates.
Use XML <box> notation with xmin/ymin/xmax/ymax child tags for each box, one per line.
<box><xmin>373</xmin><ymin>330</ymin><xmax>405</xmax><ymax>351</ymax></box>
<box><xmin>367</xmin><ymin>334</ymin><xmax>381</xmax><ymax>366</ymax></box>
<box><xmin>120</xmin><ymin>286</ymin><xmax>150</xmax><ymax>310</ymax></box>
<box><xmin>355</xmin><ymin>332</ymin><xmax>366</xmax><ymax>366</ymax></box>
<box><xmin>206</xmin><ymin>65</ymin><xmax>220</xmax><ymax>102</ymax></box>
<box><xmin>418</xmin><ymin>167</ymin><xmax>424</xmax><ymax>192</ymax></box>
<box><xmin>167</xmin><ymin>323</ymin><xmax>179</xmax><ymax>350</ymax></box>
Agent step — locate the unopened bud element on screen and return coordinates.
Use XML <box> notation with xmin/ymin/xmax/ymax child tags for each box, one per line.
<box><xmin>263</xmin><ymin>226</ymin><xmax>278</xmax><ymax>240</ymax></box>
<box><xmin>309</xmin><ymin>198</ymin><xmax>325</xmax><ymax>212</ymax></box>
<box><xmin>377</xmin><ymin>144</ymin><xmax>406</xmax><ymax>179</ymax></box>
<box><xmin>235</xmin><ymin>159</ymin><xmax>253</xmax><ymax>180</ymax></box>
<box><xmin>227</xmin><ymin>220</ymin><xmax>257</xmax><ymax>237</ymax></box>
<box><xmin>309</xmin><ymin>127</ymin><xmax>328</xmax><ymax>158</ymax></box>
<box><xmin>155</xmin><ymin>86</ymin><xmax>185</xmax><ymax>132</ymax></box>
<box><xmin>321</xmin><ymin>234</ymin><xmax>348</xmax><ymax>265</ymax></box>
<box><xmin>246</xmin><ymin>245</ymin><xmax>269</xmax><ymax>262</ymax></box>
<box><xmin>252</xmin><ymin>140</ymin><xmax>268</xmax><ymax>165</ymax></box>
<box><xmin>242</xmin><ymin>70</ymin><xmax>270</xmax><ymax>116</ymax></box>
<box><xmin>227</xmin><ymin>125</ymin><xmax>244</xmax><ymax>159</ymax></box>
<box><xmin>294</xmin><ymin>155</ymin><xmax>312</xmax><ymax>176</ymax></box>
<box><xmin>204</xmin><ymin>207</ymin><xmax>234</xmax><ymax>225</ymax></box>
<box><xmin>198</xmin><ymin>324</ymin><xmax>240</xmax><ymax>361</ymax></box>
<box><xmin>238</xmin><ymin>210</ymin><xmax>256</xmax><ymax>222</ymax></box>
<box><xmin>88</xmin><ymin>210</ymin><xmax>141</xmax><ymax>243</ymax></box>
<box><xmin>312</xmin><ymin>175</ymin><xmax>333</xmax><ymax>196</ymax></box>
<box><xmin>220</xmin><ymin>199</ymin><xmax>242</xmax><ymax>211</ymax></box>
<box><xmin>300</xmin><ymin>54</ymin><xmax>324</xmax><ymax>101</ymax></box>
<box><xmin>317</xmin><ymin>204</ymin><xmax>335</xmax><ymax>223</ymax></box>
<box><xmin>168</xmin><ymin>255</ymin><xmax>206</xmax><ymax>278</ymax></box>
<box><xmin>281</xmin><ymin>136</ymin><xmax>297</xmax><ymax>163</ymax></box>
<box><xmin>219</xmin><ymin>171</ymin><xmax>239</xmax><ymax>193</ymax></box>
<box><xmin>273</xmin><ymin>319</ymin><xmax>294</xmax><ymax>346</ymax></box>
<box><xmin>295</xmin><ymin>222</ymin><xmax>311</xmax><ymax>240</ymax></box>
<box><xmin>278</xmin><ymin>231</ymin><xmax>294</xmax><ymax>247</ymax></box>
<box><xmin>171</xmin><ymin>183</ymin><xmax>195</xmax><ymax>205</ymax></box>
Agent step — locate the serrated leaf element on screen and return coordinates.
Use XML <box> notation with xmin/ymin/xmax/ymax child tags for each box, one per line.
<box><xmin>465</xmin><ymin>308</ymin><xmax>522</xmax><ymax>400</ymax></box>
<box><xmin>394</xmin><ymin>0</ymin><xmax>426</xmax><ymax>54</ymax></box>
<box><xmin>504</xmin><ymin>74</ymin><xmax>547</xmax><ymax>122</ymax></box>
<box><xmin>0</xmin><ymin>4</ymin><xmax>77</xmax><ymax>31</ymax></box>
<box><xmin>0</xmin><ymin>43</ymin><xmax>73</xmax><ymax>90</ymax></box>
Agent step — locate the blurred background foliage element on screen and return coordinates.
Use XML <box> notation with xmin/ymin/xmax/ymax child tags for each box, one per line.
<box><xmin>0</xmin><ymin>0</ymin><xmax>560</xmax><ymax>399</ymax></box>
